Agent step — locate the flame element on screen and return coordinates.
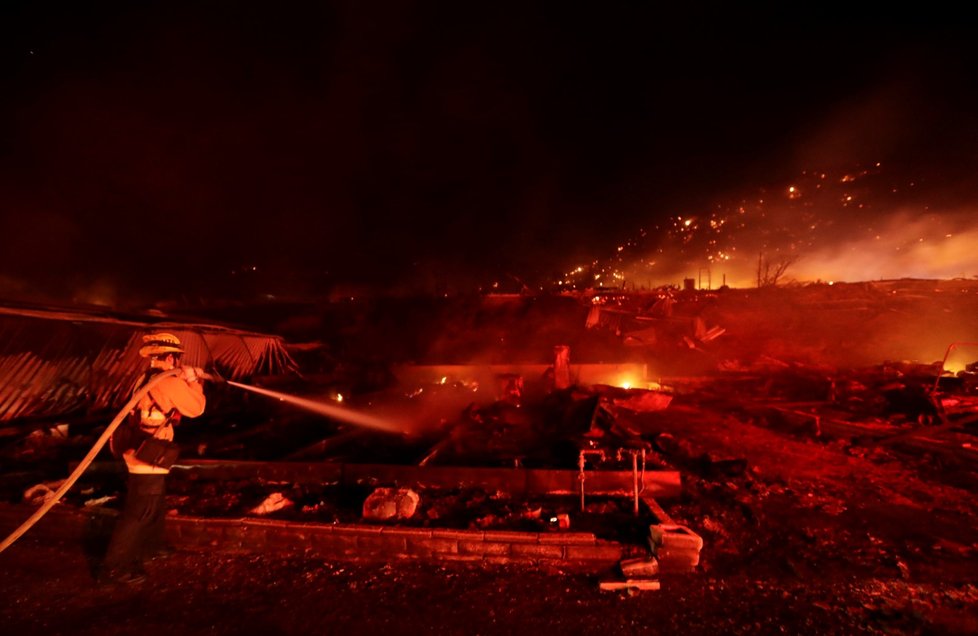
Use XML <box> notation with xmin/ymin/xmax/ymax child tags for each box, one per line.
<box><xmin>944</xmin><ymin>360</ymin><xmax>968</xmax><ymax>374</ymax></box>
<box><xmin>942</xmin><ymin>343</ymin><xmax>978</xmax><ymax>375</ymax></box>
<box><xmin>616</xmin><ymin>375</ymin><xmax>638</xmax><ymax>389</ymax></box>
<box><xmin>553</xmin><ymin>163</ymin><xmax>978</xmax><ymax>290</ymax></box>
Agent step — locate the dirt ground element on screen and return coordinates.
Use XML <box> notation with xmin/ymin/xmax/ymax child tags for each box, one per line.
<box><xmin>3</xmin><ymin>395</ymin><xmax>978</xmax><ymax>636</ymax></box>
<box><xmin>4</xmin><ymin>289</ymin><xmax>978</xmax><ymax>635</ymax></box>
<box><xmin>0</xmin><ymin>540</ymin><xmax>884</xmax><ymax>636</ymax></box>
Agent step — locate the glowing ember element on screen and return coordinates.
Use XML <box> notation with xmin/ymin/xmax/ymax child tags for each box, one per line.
<box><xmin>553</xmin><ymin>163</ymin><xmax>978</xmax><ymax>290</ymax></box>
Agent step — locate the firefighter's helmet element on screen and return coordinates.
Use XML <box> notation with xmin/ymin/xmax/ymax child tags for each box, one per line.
<box><xmin>138</xmin><ymin>332</ymin><xmax>184</xmax><ymax>358</ymax></box>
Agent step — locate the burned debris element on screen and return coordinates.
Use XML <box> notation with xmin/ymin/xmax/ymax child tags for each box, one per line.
<box><xmin>0</xmin><ymin>302</ymin><xmax>296</xmax><ymax>426</ymax></box>
<box><xmin>2</xmin><ymin>282</ymin><xmax>978</xmax><ymax>615</ymax></box>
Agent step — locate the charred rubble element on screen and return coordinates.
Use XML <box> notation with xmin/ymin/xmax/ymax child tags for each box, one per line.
<box><xmin>3</xmin><ymin>284</ymin><xmax>978</xmax><ymax>597</ymax></box>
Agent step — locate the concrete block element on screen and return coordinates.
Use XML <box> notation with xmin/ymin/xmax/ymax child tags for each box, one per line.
<box><xmin>225</xmin><ymin>524</ymin><xmax>266</xmax><ymax>551</ymax></box>
<box><xmin>201</xmin><ymin>517</ymin><xmax>245</xmax><ymax>528</ymax></box>
<box><xmin>407</xmin><ymin>537</ymin><xmax>459</xmax><ymax>555</ymax></box>
<box><xmin>170</xmin><ymin>519</ymin><xmax>213</xmax><ymax>546</ymax></box>
<box><xmin>431</xmin><ymin>529</ymin><xmax>484</xmax><ymax>541</ymax></box>
<box><xmin>649</xmin><ymin>524</ymin><xmax>703</xmax><ymax>554</ymax></box>
<box><xmin>381</xmin><ymin>526</ymin><xmax>433</xmax><ymax>540</ymax></box>
<box><xmin>245</xmin><ymin>518</ymin><xmax>313</xmax><ymax>531</ymax></box>
<box><xmin>537</xmin><ymin>532</ymin><xmax>595</xmax><ymax>545</ymax></box>
<box><xmin>564</xmin><ymin>544</ymin><xmax>623</xmax><ymax>562</ymax></box>
<box><xmin>264</xmin><ymin>525</ymin><xmax>314</xmax><ymax>552</ymax></box>
<box><xmin>619</xmin><ymin>556</ymin><xmax>659</xmax><ymax>578</ymax></box>
<box><xmin>510</xmin><ymin>543</ymin><xmax>565</xmax><ymax>559</ymax></box>
<box><xmin>357</xmin><ymin>534</ymin><xmax>407</xmax><ymax>554</ymax></box>
<box><xmin>482</xmin><ymin>530</ymin><xmax>538</xmax><ymax>543</ymax></box>
<box><xmin>459</xmin><ymin>541</ymin><xmax>511</xmax><ymax>557</ymax></box>
<box><xmin>599</xmin><ymin>579</ymin><xmax>661</xmax><ymax>592</ymax></box>
<box><xmin>434</xmin><ymin>554</ymin><xmax>484</xmax><ymax>564</ymax></box>
<box><xmin>311</xmin><ymin>533</ymin><xmax>358</xmax><ymax>555</ymax></box>
<box><xmin>333</xmin><ymin>523</ymin><xmax>384</xmax><ymax>535</ymax></box>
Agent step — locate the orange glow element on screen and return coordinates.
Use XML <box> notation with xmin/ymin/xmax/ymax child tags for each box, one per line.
<box><xmin>580</xmin><ymin>165</ymin><xmax>978</xmax><ymax>291</ymax></box>
<box><xmin>616</xmin><ymin>375</ymin><xmax>641</xmax><ymax>389</ymax></box>
<box><xmin>942</xmin><ymin>344</ymin><xmax>978</xmax><ymax>375</ymax></box>
<box><xmin>944</xmin><ymin>360</ymin><xmax>968</xmax><ymax>374</ymax></box>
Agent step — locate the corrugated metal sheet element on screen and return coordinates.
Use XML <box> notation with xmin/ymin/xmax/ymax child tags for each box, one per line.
<box><xmin>0</xmin><ymin>306</ymin><xmax>297</xmax><ymax>424</ymax></box>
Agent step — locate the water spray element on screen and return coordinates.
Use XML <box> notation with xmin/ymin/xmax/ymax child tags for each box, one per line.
<box><xmin>0</xmin><ymin>372</ymin><xmax>411</xmax><ymax>555</ymax></box>
<box><xmin>224</xmin><ymin>380</ymin><xmax>408</xmax><ymax>434</ymax></box>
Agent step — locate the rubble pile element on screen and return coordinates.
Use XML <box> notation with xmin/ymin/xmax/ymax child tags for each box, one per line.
<box><xmin>2</xmin><ymin>286</ymin><xmax>978</xmax><ymax>622</ymax></box>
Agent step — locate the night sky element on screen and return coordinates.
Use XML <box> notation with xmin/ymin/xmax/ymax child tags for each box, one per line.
<box><xmin>2</xmin><ymin>4</ymin><xmax>977</xmax><ymax>304</ymax></box>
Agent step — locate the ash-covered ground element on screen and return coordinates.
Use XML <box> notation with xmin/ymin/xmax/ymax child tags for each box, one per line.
<box><xmin>3</xmin><ymin>284</ymin><xmax>978</xmax><ymax>635</ymax></box>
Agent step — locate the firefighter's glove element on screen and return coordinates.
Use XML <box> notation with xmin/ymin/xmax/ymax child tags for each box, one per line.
<box><xmin>180</xmin><ymin>366</ymin><xmax>206</xmax><ymax>383</ymax></box>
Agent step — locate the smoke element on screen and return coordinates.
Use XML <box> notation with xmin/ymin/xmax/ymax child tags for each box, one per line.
<box><xmin>602</xmin><ymin>44</ymin><xmax>978</xmax><ymax>292</ymax></box>
<box><xmin>607</xmin><ymin>157</ymin><xmax>978</xmax><ymax>291</ymax></box>
<box><xmin>795</xmin><ymin>209</ymin><xmax>978</xmax><ymax>283</ymax></box>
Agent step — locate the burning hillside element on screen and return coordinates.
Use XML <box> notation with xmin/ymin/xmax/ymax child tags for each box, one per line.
<box><xmin>552</xmin><ymin>163</ymin><xmax>978</xmax><ymax>292</ymax></box>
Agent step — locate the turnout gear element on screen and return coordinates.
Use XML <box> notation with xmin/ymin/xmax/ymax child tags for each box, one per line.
<box><xmin>108</xmin><ymin>367</ymin><xmax>204</xmax><ymax>473</ymax></box>
<box><xmin>109</xmin><ymin>334</ymin><xmax>206</xmax><ymax>474</ymax></box>
<box><xmin>103</xmin><ymin>340</ymin><xmax>208</xmax><ymax>583</ymax></box>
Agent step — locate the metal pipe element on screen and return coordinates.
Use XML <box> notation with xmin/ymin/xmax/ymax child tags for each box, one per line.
<box><xmin>632</xmin><ymin>450</ymin><xmax>639</xmax><ymax>516</ymax></box>
<box><xmin>931</xmin><ymin>342</ymin><xmax>978</xmax><ymax>395</ymax></box>
<box><xmin>578</xmin><ymin>452</ymin><xmax>585</xmax><ymax>512</ymax></box>
<box><xmin>577</xmin><ymin>449</ymin><xmax>606</xmax><ymax>512</ymax></box>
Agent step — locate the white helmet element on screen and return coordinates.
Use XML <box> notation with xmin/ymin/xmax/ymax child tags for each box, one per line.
<box><xmin>138</xmin><ymin>332</ymin><xmax>184</xmax><ymax>358</ymax></box>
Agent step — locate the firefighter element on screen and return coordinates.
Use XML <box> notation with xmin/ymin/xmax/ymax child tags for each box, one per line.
<box><xmin>100</xmin><ymin>332</ymin><xmax>207</xmax><ymax>585</ymax></box>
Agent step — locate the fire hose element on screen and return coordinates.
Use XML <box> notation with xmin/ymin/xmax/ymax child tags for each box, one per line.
<box><xmin>0</xmin><ymin>368</ymin><xmax>395</xmax><ymax>555</ymax></box>
<box><xmin>0</xmin><ymin>368</ymin><xmax>185</xmax><ymax>555</ymax></box>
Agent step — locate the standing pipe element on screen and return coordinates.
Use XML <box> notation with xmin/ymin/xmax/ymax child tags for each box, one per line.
<box><xmin>632</xmin><ymin>450</ymin><xmax>639</xmax><ymax>516</ymax></box>
<box><xmin>931</xmin><ymin>342</ymin><xmax>978</xmax><ymax>395</ymax></box>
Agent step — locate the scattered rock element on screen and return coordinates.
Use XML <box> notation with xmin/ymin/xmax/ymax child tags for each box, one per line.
<box><xmin>22</xmin><ymin>480</ymin><xmax>64</xmax><ymax>506</ymax></box>
<box><xmin>619</xmin><ymin>556</ymin><xmax>660</xmax><ymax>578</ymax></box>
<box><xmin>362</xmin><ymin>487</ymin><xmax>420</xmax><ymax>521</ymax></box>
<box><xmin>250</xmin><ymin>492</ymin><xmax>294</xmax><ymax>516</ymax></box>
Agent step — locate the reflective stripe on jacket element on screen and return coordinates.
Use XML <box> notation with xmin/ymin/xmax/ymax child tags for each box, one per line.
<box><xmin>124</xmin><ymin>375</ymin><xmax>205</xmax><ymax>475</ymax></box>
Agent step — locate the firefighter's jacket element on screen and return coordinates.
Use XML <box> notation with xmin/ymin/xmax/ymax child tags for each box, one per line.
<box><xmin>121</xmin><ymin>373</ymin><xmax>205</xmax><ymax>475</ymax></box>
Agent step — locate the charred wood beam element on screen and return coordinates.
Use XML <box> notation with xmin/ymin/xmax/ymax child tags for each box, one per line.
<box><xmin>760</xmin><ymin>404</ymin><xmax>978</xmax><ymax>464</ymax></box>
<box><xmin>418</xmin><ymin>437</ymin><xmax>454</xmax><ymax>467</ymax></box>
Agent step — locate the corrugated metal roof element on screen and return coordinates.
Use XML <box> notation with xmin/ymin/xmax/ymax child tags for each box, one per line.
<box><xmin>0</xmin><ymin>306</ymin><xmax>297</xmax><ymax>424</ymax></box>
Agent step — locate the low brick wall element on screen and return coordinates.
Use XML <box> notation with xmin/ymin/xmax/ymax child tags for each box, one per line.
<box><xmin>0</xmin><ymin>503</ymin><xmax>630</xmax><ymax>570</ymax></box>
<box><xmin>168</xmin><ymin>516</ymin><xmax>626</xmax><ymax>568</ymax></box>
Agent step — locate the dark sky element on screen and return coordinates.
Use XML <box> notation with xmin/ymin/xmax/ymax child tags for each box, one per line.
<box><xmin>2</xmin><ymin>4</ymin><xmax>977</xmax><ymax>303</ymax></box>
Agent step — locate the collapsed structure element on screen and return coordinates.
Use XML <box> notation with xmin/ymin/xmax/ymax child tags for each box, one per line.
<box><xmin>0</xmin><ymin>302</ymin><xmax>296</xmax><ymax>426</ymax></box>
<box><xmin>5</xmin><ymin>281</ymin><xmax>978</xmax><ymax>593</ymax></box>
